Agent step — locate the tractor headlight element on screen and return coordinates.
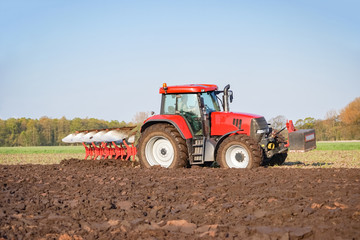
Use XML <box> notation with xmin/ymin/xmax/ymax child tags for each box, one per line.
<box><xmin>256</xmin><ymin>128</ymin><xmax>269</xmax><ymax>134</ymax></box>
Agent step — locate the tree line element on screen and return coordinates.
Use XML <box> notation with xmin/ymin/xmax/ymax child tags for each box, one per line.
<box><xmin>0</xmin><ymin>98</ymin><xmax>359</xmax><ymax>146</ymax></box>
<box><xmin>0</xmin><ymin>117</ymin><xmax>130</xmax><ymax>147</ymax></box>
<box><xmin>269</xmin><ymin>97</ymin><xmax>360</xmax><ymax>141</ymax></box>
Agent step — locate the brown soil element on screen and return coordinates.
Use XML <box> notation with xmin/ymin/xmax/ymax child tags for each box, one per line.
<box><xmin>1</xmin><ymin>159</ymin><xmax>359</xmax><ymax>239</ymax></box>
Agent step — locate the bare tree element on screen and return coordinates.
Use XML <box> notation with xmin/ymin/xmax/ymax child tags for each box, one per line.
<box><xmin>323</xmin><ymin>110</ymin><xmax>341</xmax><ymax>140</ymax></box>
<box><xmin>132</xmin><ymin>112</ymin><xmax>151</xmax><ymax>124</ymax></box>
<box><xmin>269</xmin><ymin>115</ymin><xmax>286</xmax><ymax>130</ymax></box>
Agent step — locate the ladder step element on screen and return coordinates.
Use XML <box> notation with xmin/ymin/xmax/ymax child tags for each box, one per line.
<box><xmin>192</xmin><ymin>144</ymin><xmax>203</xmax><ymax>147</ymax></box>
<box><xmin>192</xmin><ymin>153</ymin><xmax>203</xmax><ymax>156</ymax></box>
<box><xmin>191</xmin><ymin>138</ymin><xmax>205</xmax><ymax>164</ymax></box>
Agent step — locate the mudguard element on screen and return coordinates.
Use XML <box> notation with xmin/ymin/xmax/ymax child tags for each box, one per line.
<box><xmin>141</xmin><ymin>115</ymin><xmax>193</xmax><ymax>139</ymax></box>
<box><xmin>214</xmin><ymin>130</ymin><xmax>246</xmax><ymax>158</ymax></box>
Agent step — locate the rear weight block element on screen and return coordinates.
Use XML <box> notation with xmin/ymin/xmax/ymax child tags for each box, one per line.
<box><xmin>288</xmin><ymin>129</ymin><xmax>316</xmax><ymax>152</ymax></box>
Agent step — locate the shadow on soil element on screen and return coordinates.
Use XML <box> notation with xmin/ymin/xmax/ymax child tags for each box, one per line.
<box><xmin>283</xmin><ymin>161</ymin><xmax>334</xmax><ymax>167</ymax></box>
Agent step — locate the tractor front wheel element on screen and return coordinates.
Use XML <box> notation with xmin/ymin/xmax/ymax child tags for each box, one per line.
<box><xmin>262</xmin><ymin>134</ymin><xmax>288</xmax><ymax>166</ymax></box>
<box><xmin>264</xmin><ymin>153</ymin><xmax>288</xmax><ymax>166</ymax></box>
<box><xmin>137</xmin><ymin>124</ymin><xmax>188</xmax><ymax>168</ymax></box>
<box><xmin>216</xmin><ymin>135</ymin><xmax>263</xmax><ymax>169</ymax></box>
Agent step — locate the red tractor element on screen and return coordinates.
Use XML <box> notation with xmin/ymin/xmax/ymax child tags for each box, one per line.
<box><xmin>63</xmin><ymin>83</ymin><xmax>316</xmax><ymax>168</ymax></box>
<box><xmin>137</xmin><ymin>83</ymin><xmax>303</xmax><ymax>168</ymax></box>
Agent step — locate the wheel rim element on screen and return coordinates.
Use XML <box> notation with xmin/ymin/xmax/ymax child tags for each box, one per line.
<box><xmin>145</xmin><ymin>136</ymin><xmax>174</xmax><ymax>168</ymax></box>
<box><xmin>225</xmin><ymin>145</ymin><xmax>250</xmax><ymax>168</ymax></box>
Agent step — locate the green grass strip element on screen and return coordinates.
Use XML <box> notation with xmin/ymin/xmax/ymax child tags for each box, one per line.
<box><xmin>316</xmin><ymin>141</ymin><xmax>360</xmax><ymax>151</ymax></box>
<box><xmin>0</xmin><ymin>146</ymin><xmax>84</xmax><ymax>154</ymax></box>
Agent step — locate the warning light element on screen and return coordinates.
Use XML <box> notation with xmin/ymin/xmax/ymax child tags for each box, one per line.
<box><xmin>162</xmin><ymin>83</ymin><xmax>168</xmax><ymax>94</ymax></box>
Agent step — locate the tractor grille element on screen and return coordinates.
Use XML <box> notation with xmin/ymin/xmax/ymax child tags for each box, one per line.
<box><xmin>250</xmin><ymin>117</ymin><xmax>269</xmax><ymax>142</ymax></box>
<box><xmin>232</xmin><ymin>118</ymin><xmax>243</xmax><ymax>130</ymax></box>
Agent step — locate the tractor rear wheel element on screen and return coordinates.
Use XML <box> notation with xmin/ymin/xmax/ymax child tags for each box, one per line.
<box><xmin>137</xmin><ymin>124</ymin><xmax>188</xmax><ymax>168</ymax></box>
<box><xmin>216</xmin><ymin>135</ymin><xmax>263</xmax><ymax>169</ymax></box>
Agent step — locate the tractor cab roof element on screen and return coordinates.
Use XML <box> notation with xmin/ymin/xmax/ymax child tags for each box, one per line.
<box><xmin>159</xmin><ymin>83</ymin><xmax>218</xmax><ymax>94</ymax></box>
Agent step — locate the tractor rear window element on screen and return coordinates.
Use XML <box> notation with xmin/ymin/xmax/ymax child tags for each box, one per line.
<box><xmin>163</xmin><ymin>94</ymin><xmax>177</xmax><ymax>114</ymax></box>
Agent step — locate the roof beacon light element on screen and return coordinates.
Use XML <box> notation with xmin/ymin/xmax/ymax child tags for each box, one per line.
<box><xmin>163</xmin><ymin>83</ymin><xmax>168</xmax><ymax>94</ymax></box>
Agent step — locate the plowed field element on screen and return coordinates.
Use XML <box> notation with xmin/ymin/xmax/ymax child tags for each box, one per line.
<box><xmin>1</xmin><ymin>159</ymin><xmax>359</xmax><ymax>239</ymax></box>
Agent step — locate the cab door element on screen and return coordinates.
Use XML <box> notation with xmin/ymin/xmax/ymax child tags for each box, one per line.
<box><xmin>161</xmin><ymin>93</ymin><xmax>203</xmax><ymax>135</ymax></box>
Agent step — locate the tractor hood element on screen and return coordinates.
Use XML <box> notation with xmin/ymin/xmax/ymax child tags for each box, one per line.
<box><xmin>210</xmin><ymin>111</ymin><xmax>267</xmax><ymax>137</ymax></box>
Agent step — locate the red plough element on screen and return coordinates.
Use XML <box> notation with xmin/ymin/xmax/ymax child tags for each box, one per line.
<box><xmin>64</xmin><ymin>127</ymin><xmax>137</xmax><ymax>161</ymax></box>
<box><xmin>81</xmin><ymin>141</ymin><xmax>136</xmax><ymax>161</ymax></box>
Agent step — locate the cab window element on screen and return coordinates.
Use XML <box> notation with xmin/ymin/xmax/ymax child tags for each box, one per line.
<box><xmin>201</xmin><ymin>92</ymin><xmax>220</xmax><ymax>112</ymax></box>
<box><xmin>163</xmin><ymin>94</ymin><xmax>176</xmax><ymax>114</ymax></box>
<box><xmin>162</xmin><ymin>93</ymin><xmax>202</xmax><ymax>135</ymax></box>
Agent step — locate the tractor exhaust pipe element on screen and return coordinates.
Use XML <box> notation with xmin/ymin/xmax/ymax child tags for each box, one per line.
<box><xmin>223</xmin><ymin>84</ymin><xmax>230</xmax><ymax>112</ymax></box>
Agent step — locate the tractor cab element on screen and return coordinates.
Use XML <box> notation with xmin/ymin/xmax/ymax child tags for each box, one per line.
<box><xmin>160</xmin><ymin>87</ymin><xmax>221</xmax><ymax>136</ymax></box>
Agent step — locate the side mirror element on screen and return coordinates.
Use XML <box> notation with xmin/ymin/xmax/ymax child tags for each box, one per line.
<box><xmin>229</xmin><ymin>91</ymin><xmax>233</xmax><ymax>103</ymax></box>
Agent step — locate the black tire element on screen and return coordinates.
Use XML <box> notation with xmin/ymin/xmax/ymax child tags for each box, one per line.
<box><xmin>216</xmin><ymin>134</ymin><xmax>263</xmax><ymax>169</ymax></box>
<box><xmin>262</xmin><ymin>133</ymin><xmax>288</xmax><ymax>166</ymax></box>
<box><xmin>264</xmin><ymin>153</ymin><xmax>288</xmax><ymax>166</ymax></box>
<box><xmin>137</xmin><ymin>124</ymin><xmax>188</xmax><ymax>168</ymax></box>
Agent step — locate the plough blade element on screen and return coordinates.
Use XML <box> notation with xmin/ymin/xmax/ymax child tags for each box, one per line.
<box><xmin>82</xmin><ymin>131</ymin><xmax>97</xmax><ymax>143</ymax></box>
<box><xmin>62</xmin><ymin>127</ymin><xmax>137</xmax><ymax>161</ymax></box>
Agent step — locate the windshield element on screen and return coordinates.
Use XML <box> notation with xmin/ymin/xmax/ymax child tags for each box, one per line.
<box><xmin>201</xmin><ymin>92</ymin><xmax>220</xmax><ymax>112</ymax></box>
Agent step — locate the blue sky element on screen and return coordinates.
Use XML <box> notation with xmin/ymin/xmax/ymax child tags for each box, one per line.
<box><xmin>0</xmin><ymin>0</ymin><xmax>359</xmax><ymax>123</ymax></box>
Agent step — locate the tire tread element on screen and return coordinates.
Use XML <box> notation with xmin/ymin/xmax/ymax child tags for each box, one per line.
<box><xmin>216</xmin><ymin>134</ymin><xmax>263</xmax><ymax>169</ymax></box>
<box><xmin>137</xmin><ymin>124</ymin><xmax>188</xmax><ymax>168</ymax></box>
